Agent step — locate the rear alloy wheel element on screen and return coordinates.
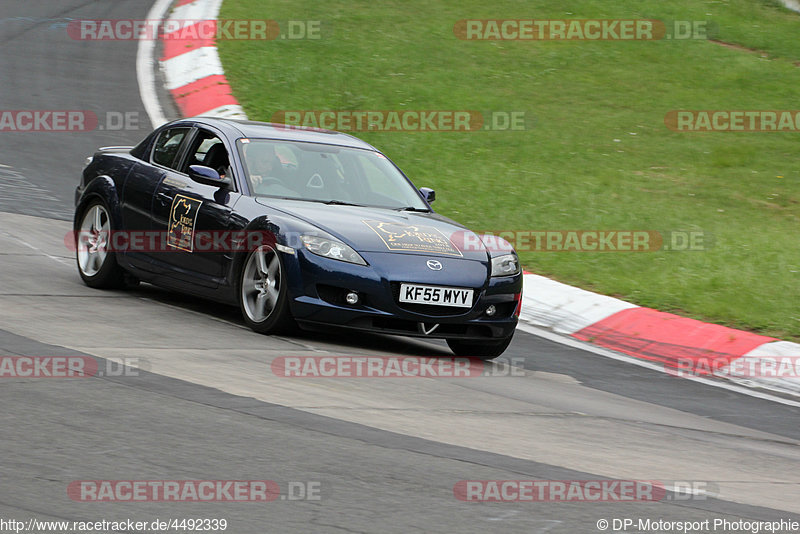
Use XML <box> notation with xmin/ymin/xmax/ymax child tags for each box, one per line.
<box><xmin>446</xmin><ymin>334</ymin><xmax>514</xmax><ymax>360</ymax></box>
<box><xmin>76</xmin><ymin>201</ymin><xmax>126</xmax><ymax>288</ymax></box>
<box><xmin>239</xmin><ymin>244</ymin><xmax>294</xmax><ymax>334</ymax></box>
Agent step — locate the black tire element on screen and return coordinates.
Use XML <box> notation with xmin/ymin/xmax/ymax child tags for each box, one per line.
<box><xmin>238</xmin><ymin>244</ymin><xmax>295</xmax><ymax>334</ymax></box>
<box><xmin>75</xmin><ymin>199</ymin><xmax>127</xmax><ymax>289</ymax></box>
<box><xmin>446</xmin><ymin>333</ymin><xmax>514</xmax><ymax>360</ymax></box>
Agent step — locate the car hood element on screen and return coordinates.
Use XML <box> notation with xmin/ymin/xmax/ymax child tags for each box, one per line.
<box><xmin>257</xmin><ymin>198</ymin><xmax>490</xmax><ymax>260</ymax></box>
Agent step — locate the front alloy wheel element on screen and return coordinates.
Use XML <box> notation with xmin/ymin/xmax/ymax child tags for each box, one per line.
<box><xmin>239</xmin><ymin>244</ymin><xmax>294</xmax><ymax>334</ymax></box>
<box><xmin>76</xmin><ymin>201</ymin><xmax>126</xmax><ymax>288</ymax></box>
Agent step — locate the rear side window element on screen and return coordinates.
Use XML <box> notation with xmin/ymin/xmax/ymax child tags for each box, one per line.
<box><xmin>152</xmin><ymin>127</ymin><xmax>190</xmax><ymax>169</ymax></box>
<box><xmin>129</xmin><ymin>132</ymin><xmax>154</xmax><ymax>160</ymax></box>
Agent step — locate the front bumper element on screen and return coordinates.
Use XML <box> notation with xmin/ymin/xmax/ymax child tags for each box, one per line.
<box><xmin>284</xmin><ymin>249</ymin><xmax>522</xmax><ymax>340</ymax></box>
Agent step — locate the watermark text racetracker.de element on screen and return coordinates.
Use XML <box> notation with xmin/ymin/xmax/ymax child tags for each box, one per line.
<box><xmin>68</xmin><ymin>480</ymin><xmax>322</xmax><ymax>502</ymax></box>
<box><xmin>666</xmin><ymin>110</ymin><xmax>800</xmax><ymax>132</ymax></box>
<box><xmin>271</xmin><ymin>110</ymin><xmax>529</xmax><ymax>131</ymax></box>
<box><xmin>668</xmin><ymin>356</ymin><xmax>800</xmax><ymax>380</ymax></box>
<box><xmin>455</xmin><ymin>230</ymin><xmax>712</xmax><ymax>252</ymax></box>
<box><xmin>454</xmin><ymin>480</ymin><xmax>716</xmax><ymax>502</ymax></box>
<box><xmin>0</xmin><ymin>110</ymin><xmax>141</xmax><ymax>132</ymax></box>
<box><xmin>454</xmin><ymin>19</ymin><xmax>714</xmax><ymax>41</ymax></box>
<box><xmin>0</xmin><ymin>356</ymin><xmax>144</xmax><ymax>378</ymax></box>
<box><xmin>67</xmin><ymin>19</ymin><xmax>325</xmax><ymax>40</ymax></box>
<box><xmin>271</xmin><ymin>356</ymin><xmax>526</xmax><ymax>378</ymax></box>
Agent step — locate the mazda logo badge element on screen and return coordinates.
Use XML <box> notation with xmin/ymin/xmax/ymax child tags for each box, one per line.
<box><xmin>426</xmin><ymin>260</ymin><xmax>443</xmax><ymax>271</ymax></box>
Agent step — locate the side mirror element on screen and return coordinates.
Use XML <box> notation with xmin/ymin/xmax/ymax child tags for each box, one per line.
<box><xmin>189</xmin><ymin>165</ymin><xmax>231</xmax><ymax>188</ymax></box>
<box><xmin>419</xmin><ymin>187</ymin><xmax>436</xmax><ymax>203</ymax></box>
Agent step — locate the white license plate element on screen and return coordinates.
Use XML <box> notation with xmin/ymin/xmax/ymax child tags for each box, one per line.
<box><xmin>398</xmin><ymin>284</ymin><xmax>473</xmax><ymax>308</ymax></box>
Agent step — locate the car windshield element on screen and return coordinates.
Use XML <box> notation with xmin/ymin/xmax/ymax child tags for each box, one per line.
<box><xmin>238</xmin><ymin>138</ymin><xmax>429</xmax><ymax>210</ymax></box>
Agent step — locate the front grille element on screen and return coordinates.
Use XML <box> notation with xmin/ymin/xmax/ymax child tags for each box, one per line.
<box><xmin>391</xmin><ymin>282</ymin><xmax>476</xmax><ymax>317</ymax></box>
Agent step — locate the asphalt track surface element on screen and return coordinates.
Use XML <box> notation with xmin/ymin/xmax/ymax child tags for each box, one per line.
<box><xmin>1</xmin><ymin>2</ymin><xmax>799</xmax><ymax>533</ymax></box>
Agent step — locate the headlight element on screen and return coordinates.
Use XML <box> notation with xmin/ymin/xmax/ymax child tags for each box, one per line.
<box><xmin>300</xmin><ymin>235</ymin><xmax>366</xmax><ymax>265</ymax></box>
<box><xmin>491</xmin><ymin>253</ymin><xmax>520</xmax><ymax>277</ymax></box>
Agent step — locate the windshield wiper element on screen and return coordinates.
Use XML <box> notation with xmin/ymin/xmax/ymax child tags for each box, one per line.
<box><xmin>259</xmin><ymin>196</ymin><xmax>415</xmax><ymax>210</ymax></box>
<box><xmin>257</xmin><ymin>196</ymin><xmax>365</xmax><ymax>206</ymax></box>
<box><xmin>395</xmin><ymin>206</ymin><xmax>431</xmax><ymax>212</ymax></box>
<box><xmin>324</xmin><ymin>200</ymin><xmax>365</xmax><ymax>207</ymax></box>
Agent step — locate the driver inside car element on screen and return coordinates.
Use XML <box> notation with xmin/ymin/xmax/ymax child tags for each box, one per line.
<box><xmin>203</xmin><ymin>142</ymin><xmax>230</xmax><ymax>180</ymax></box>
<box><xmin>247</xmin><ymin>143</ymin><xmax>280</xmax><ymax>187</ymax></box>
<box><xmin>245</xmin><ymin>143</ymin><xmax>301</xmax><ymax>197</ymax></box>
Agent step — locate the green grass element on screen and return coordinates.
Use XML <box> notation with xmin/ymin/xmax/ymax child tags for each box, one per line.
<box><xmin>218</xmin><ymin>0</ymin><xmax>800</xmax><ymax>341</ymax></box>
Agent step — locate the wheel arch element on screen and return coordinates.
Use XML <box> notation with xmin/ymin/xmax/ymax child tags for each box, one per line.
<box><xmin>229</xmin><ymin>215</ymin><xmax>280</xmax><ymax>292</ymax></box>
<box><xmin>228</xmin><ymin>214</ymin><xmax>308</xmax><ymax>308</ymax></box>
<box><xmin>74</xmin><ymin>175</ymin><xmax>123</xmax><ymax>231</ymax></box>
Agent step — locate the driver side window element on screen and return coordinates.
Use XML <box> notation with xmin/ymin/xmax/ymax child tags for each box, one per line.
<box><xmin>182</xmin><ymin>131</ymin><xmax>231</xmax><ymax>181</ymax></box>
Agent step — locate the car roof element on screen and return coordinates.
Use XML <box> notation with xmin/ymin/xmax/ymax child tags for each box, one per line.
<box><xmin>177</xmin><ymin>117</ymin><xmax>378</xmax><ymax>151</ymax></box>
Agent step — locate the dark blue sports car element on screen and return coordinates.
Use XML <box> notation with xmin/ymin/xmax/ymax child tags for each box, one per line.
<box><xmin>74</xmin><ymin>118</ymin><xmax>522</xmax><ymax>358</ymax></box>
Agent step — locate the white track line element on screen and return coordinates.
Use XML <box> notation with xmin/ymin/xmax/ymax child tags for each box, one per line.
<box><xmin>5</xmin><ymin>233</ymin><xmax>72</xmax><ymax>267</ymax></box>
<box><xmin>136</xmin><ymin>0</ymin><xmax>173</xmax><ymax>128</ymax></box>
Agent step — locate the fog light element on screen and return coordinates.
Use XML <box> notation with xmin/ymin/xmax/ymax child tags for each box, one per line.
<box><xmin>485</xmin><ymin>305</ymin><xmax>496</xmax><ymax>317</ymax></box>
<box><xmin>345</xmin><ymin>291</ymin><xmax>360</xmax><ymax>305</ymax></box>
